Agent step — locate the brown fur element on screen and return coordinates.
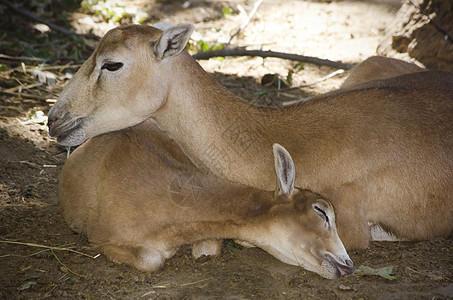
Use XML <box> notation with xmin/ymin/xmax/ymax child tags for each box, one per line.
<box><xmin>59</xmin><ymin>120</ymin><xmax>352</xmax><ymax>279</ymax></box>
<box><xmin>341</xmin><ymin>56</ymin><xmax>425</xmax><ymax>88</ymax></box>
<box><xmin>49</xmin><ymin>24</ymin><xmax>453</xmax><ymax>249</ymax></box>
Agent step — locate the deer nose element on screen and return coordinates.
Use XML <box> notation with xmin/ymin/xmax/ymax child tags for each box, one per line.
<box><xmin>340</xmin><ymin>259</ymin><xmax>354</xmax><ymax>276</ymax></box>
<box><xmin>346</xmin><ymin>259</ymin><xmax>354</xmax><ymax>268</ymax></box>
<box><xmin>47</xmin><ymin>116</ymin><xmax>57</xmax><ymax>130</ymax></box>
<box><xmin>336</xmin><ymin>257</ymin><xmax>354</xmax><ymax>277</ymax></box>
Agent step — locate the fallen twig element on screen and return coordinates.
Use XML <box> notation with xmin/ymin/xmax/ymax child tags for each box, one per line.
<box><xmin>0</xmin><ymin>240</ymin><xmax>99</xmax><ymax>259</ymax></box>
<box><xmin>141</xmin><ymin>277</ymin><xmax>214</xmax><ymax>297</ymax></box>
<box><xmin>51</xmin><ymin>249</ymin><xmax>86</xmax><ymax>278</ymax></box>
<box><xmin>38</xmin><ymin>64</ymin><xmax>82</xmax><ymax>71</ymax></box>
<box><xmin>4</xmin><ymin>82</ymin><xmax>43</xmax><ymax>93</ymax></box>
<box><xmin>193</xmin><ymin>48</ymin><xmax>354</xmax><ymax>70</ymax></box>
<box><xmin>0</xmin><ymin>105</ymin><xmax>22</xmax><ymax>112</ymax></box>
<box><xmin>180</xmin><ymin>277</ymin><xmax>214</xmax><ymax>287</ymax></box>
<box><xmin>9</xmin><ymin>160</ymin><xmax>42</xmax><ymax>168</ymax></box>
<box><xmin>0</xmin><ymin>53</ymin><xmax>85</xmax><ymax>64</ymax></box>
<box><xmin>0</xmin><ymin>54</ymin><xmax>47</xmax><ymax>63</ymax></box>
<box><xmin>0</xmin><ymin>89</ymin><xmax>48</xmax><ymax>101</ymax></box>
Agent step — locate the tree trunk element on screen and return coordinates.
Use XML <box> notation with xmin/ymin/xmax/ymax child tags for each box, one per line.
<box><xmin>377</xmin><ymin>0</ymin><xmax>453</xmax><ymax>72</ymax></box>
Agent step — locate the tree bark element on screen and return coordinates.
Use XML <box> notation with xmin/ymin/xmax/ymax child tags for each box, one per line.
<box><xmin>377</xmin><ymin>0</ymin><xmax>453</xmax><ymax>72</ymax></box>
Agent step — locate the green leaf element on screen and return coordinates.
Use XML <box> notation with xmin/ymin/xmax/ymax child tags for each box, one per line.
<box><xmin>196</xmin><ymin>40</ymin><xmax>225</xmax><ymax>53</ymax></box>
<box><xmin>286</xmin><ymin>71</ymin><xmax>293</xmax><ymax>85</ymax></box>
<box><xmin>222</xmin><ymin>6</ymin><xmax>233</xmax><ymax>16</ymax></box>
<box><xmin>356</xmin><ymin>265</ymin><xmax>397</xmax><ymax>280</ymax></box>
<box><xmin>29</xmin><ymin>109</ymin><xmax>37</xmax><ymax>119</ymax></box>
<box><xmin>224</xmin><ymin>239</ymin><xmax>244</xmax><ymax>255</ymax></box>
<box><xmin>295</xmin><ymin>62</ymin><xmax>305</xmax><ymax>71</ymax></box>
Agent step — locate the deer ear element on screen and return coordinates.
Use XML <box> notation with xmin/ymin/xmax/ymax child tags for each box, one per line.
<box><xmin>273</xmin><ymin>143</ymin><xmax>295</xmax><ymax>197</ymax></box>
<box><xmin>154</xmin><ymin>24</ymin><xmax>194</xmax><ymax>61</ymax></box>
<box><xmin>152</xmin><ymin>22</ymin><xmax>175</xmax><ymax>31</ymax></box>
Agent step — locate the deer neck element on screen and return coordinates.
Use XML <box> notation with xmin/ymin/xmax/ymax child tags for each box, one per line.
<box><xmin>153</xmin><ymin>52</ymin><xmax>281</xmax><ymax>189</ymax></box>
<box><xmin>156</xmin><ymin>188</ymin><xmax>275</xmax><ymax>248</ymax></box>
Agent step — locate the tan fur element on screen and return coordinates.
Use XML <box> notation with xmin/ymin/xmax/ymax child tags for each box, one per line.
<box><xmin>49</xmin><ymin>24</ymin><xmax>453</xmax><ymax>249</ymax></box>
<box><xmin>59</xmin><ymin>120</ymin><xmax>353</xmax><ymax>279</ymax></box>
<box><xmin>341</xmin><ymin>56</ymin><xmax>425</xmax><ymax>88</ymax></box>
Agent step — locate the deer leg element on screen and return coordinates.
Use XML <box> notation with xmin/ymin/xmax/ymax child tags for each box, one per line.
<box><xmin>192</xmin><ymin>239</ymin><xmax>222</xmax><ymax>258</ymax></box>
<box><xmin>328</xmin><ymin>183</ymin><xmax>370</xmax><ymax>250</ymax></box>
<box><xmin>233</xmin><ymin>240</ymin><xmax>255</xmax><ymax>248</ymax></box>
<box><xmin>100</xmin><ymin>243</ymin><xmax>169</xmax><ymax>272</ymax></box>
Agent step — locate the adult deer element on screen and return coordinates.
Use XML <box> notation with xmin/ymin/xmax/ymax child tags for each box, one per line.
<box><xmin>48</xmin><ymin>24</ymin><xmax>453</xmax><ymax>249</ymax></box>
<box><xmin>341</xmin><ymin>56</ymin><xmax>425</xmax><ymax>88</ymax></box>
<box><xmin>59</xmin><ymin>120</ymin><xmax>353</xmax><ymax>279</ymax></box>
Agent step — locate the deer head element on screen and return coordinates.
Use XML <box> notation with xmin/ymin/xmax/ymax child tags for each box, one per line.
<box><xmin>48</xmin><ymin>24</ymin><xmax>194</xmax><ymax>146</ymax></box>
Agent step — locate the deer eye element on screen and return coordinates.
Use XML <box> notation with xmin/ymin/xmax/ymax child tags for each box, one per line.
<box><xmin>313</xmin><ymin>204</ymin><xmax>329</xmax><ymax>223</ymax></box>
<box><xmin>101</xmin><ymin>62</ymin><xmax>124</xmax><ymax>72</ymax></box>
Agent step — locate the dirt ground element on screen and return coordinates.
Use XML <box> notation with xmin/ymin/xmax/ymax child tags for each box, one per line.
<box><xmin>0</xmin><ymin>0</ymin><xmax>452</xmax><ymax>299</ymax></box>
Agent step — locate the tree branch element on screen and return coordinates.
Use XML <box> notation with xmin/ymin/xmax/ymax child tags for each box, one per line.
<box><xmin>192</xmin><ymin>48</ymin><xmax>354</xmax><ymax>70</ymax></box>
<box><xmin>226</xmin><ymin>0</ymin><xmax>264</xmax><ymax>47</ymax></box>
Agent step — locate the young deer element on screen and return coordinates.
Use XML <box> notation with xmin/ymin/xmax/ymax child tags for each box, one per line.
<box><xmin>48</xmin><ymin>24</ymin><xmax>453</xmax><ymax>249</ymax></box>
<box><xmin>59</xmin><ymin>120</ymin><xmax>353</xmax><ymax>279</ymax></box>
